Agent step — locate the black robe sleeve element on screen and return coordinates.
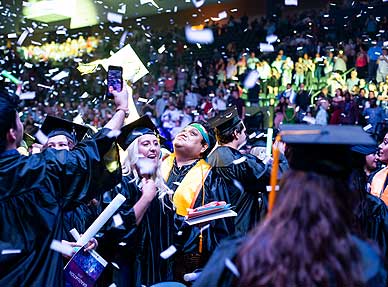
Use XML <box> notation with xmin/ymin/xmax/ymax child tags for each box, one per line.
<box><xmin>0</xmin><ymin>128</ymin><xmax>122</xmax><ymax>287</ymax></box>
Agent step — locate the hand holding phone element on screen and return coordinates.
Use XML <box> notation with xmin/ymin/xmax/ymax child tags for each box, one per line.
<box><xmin>107</xmin><ymin>65</ymin><xmax>123</xmax><ymax>98</ymax></box>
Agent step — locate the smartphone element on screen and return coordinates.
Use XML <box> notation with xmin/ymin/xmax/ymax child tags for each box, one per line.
<box><xmin>106</xmin><ymin>65</ymin><xmax>123</xmax><ymax>98</ymax></box>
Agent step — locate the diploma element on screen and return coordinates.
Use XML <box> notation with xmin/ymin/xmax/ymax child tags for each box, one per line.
<box><xmin>76</xmin><ymin>193</ymin><xmax>126</xmax><ymax>246</ymax></box>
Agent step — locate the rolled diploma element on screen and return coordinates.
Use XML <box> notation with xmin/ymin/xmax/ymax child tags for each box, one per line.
<box><xmin>76</xmin><ymin>193</ymin><xmax>126</xmax><ymax>246</ymax></box>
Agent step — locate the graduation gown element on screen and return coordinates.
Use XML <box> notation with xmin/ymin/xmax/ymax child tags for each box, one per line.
<box><xmin>100</xmin><ymin>174</ymin><xmax>175</xmax><ymax>287</ymax></box>
<box><xmin>163</xmin><ymin>158</ymin><xmax>230</xmax><ymax>256</ymax></box>
<box><xmin>0</xmin><ymin>128</ymin><xmax>121</xmax><ymax>287</ymax></box>
<box><xmin>193</xmin><ymin>235</ymin><xmax>387</xmax><ymax>287</ymax></box>
<box><xmin>355</xmin><ymin>192</ymin><xmax>388</xmax><ymax>259</ymax></box>
<box><xmin>207</xmin><ymin>146</ymin><xmax>270</xmax><ymax>234</ymax></box>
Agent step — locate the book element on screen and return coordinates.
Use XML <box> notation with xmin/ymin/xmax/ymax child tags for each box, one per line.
<box><xmin>185</xmin><ymin>201</ymin><xmax>237</xmax><ymax>226</ymax></box>
<box><xmin>64</xmin><ymin>248</ymin><xmax>107</xmax><ymax>287</ymax></box>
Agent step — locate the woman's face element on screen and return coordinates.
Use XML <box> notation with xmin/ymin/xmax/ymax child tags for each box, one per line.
<box><xmin>137</xmin><ymin>134</ymin><xmax>160</xmax><ymax>166</ymax></box>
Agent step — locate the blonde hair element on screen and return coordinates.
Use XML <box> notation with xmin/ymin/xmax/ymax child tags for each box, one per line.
<box><xmin>122</xmin><ymin>136</ymin><xmax>173</xmax><ymax>209</ymax></box>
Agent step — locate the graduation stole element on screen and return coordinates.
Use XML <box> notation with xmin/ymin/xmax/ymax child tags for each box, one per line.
<box><xmin>161</xmin><ymin>153</ymin><xmax>212</xmax><ymax>216</ymax></box>
<box><xmin>370</xmin><ymin>167</ymin><xmax>388</xmax><ymax>205</ymax></box>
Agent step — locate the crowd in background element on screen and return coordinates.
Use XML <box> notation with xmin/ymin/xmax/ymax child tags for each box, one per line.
<box><xmin>1</xmin><ymin>2</ymin><xmax>388</xmax><ymax>140</ymax></box>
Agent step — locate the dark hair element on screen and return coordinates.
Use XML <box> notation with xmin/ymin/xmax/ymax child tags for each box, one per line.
<box><xmin>215</xmin><ymin>122</ymin><xmax>245</xmax><ymax>144</ymax></box>
<box><xmin>0</xmin><ymin>91</ymin><xmax>19</xmax><ymax>153</ymax></box>
<box><xmin>236</xmin><ymin>169</ymin><xmax>363</xmax><ymax>286</ymax></box>
<box><xmin>192</xmin><ymin>120</ymin><xmax>216</xmax><ymax>158</ymax></box>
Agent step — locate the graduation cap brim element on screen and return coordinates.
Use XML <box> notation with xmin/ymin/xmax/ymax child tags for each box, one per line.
<box><xmin>209</xmin><ymin>106</ymin><xmax>242</xmax><ymax>133</ymax></box>
<box><xmin>117</xmin><ymin>116</ymin><xmax>158</xmax><ymax>150</ymax></box>
<box><xmin>351</xmin><ymin>145</ymin><xmax>377</xmax><ymax>155</ymax></box>
<box><xmin>41</xmin><ymin>116</ymin><xmax>90</xmax><ymax>143</ymax></box>
<box><xmin>280</xmin><ymin>124</ymin><xmax>376</xmax><ymax>146</ymax></box>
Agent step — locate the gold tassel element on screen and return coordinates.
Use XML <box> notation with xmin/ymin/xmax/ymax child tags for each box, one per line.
<box><xmin>199</xmin><ymin>232</ymin><xmax>203</xmax><ymax>254</ymax></box>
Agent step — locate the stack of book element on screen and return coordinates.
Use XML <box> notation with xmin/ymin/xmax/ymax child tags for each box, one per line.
<box><xmin>185</xmin><ymin>201</ymin><xmax>237</xmax><ymax>225</ymax></box>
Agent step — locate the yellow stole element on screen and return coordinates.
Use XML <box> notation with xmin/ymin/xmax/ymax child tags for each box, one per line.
<box><xmin>161</xmin><ymin>154</ymin><xmax>212</xmax><ymax>216</ymax></box>
<box><xmin>370</xmin><ymin>167</ymin><xmax>388</xmax><ymax>205</ymax></box>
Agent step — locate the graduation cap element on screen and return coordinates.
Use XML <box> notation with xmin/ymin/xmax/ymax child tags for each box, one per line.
<box><xmin>351</xmin><ymin>145</ymin><xmax>377</xmax><ymax>155</ymax></box>
<box><xmin>117</xmin><ymin>115</ymin><xmax>158</xmax><ymax>150</ymax></box>
<box><xmin>209</xmin><ymin>106</ymin><xmax>242</xmax><ymax>134</ymax></box>
<box><xmin>268</xmin><ymin>124</ymin><xmax>376</xmax><ymax>213</ymax></box>
<box><xmin>41</xmin><ymin>116</ymin><xmax>89</xmax><ymax>144</ymax></box>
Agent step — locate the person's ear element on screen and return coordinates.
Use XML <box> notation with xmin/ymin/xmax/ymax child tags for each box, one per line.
<box><xmin>7</xmin><ymin>128</ymin><xmax>17</xmax><ymax>142</ymax></box>
<box><xmin>200</xmin><ymin>143</ymin><xmax>209</xmax><ymax>154</ymax></box>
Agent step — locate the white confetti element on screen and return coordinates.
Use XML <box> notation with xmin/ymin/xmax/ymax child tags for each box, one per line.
<box><xmin>160</xmin><ymin>245</ymin><xmax>177</xmax><ymax>259</ymax></box>
<box><xmin>259</xmin><ymin>43</ymin><xmax>274</xmax><ymax>52</ymax></box>
<box><xmin>52</xmin><ymin>71</ymin><xmax>69</xmax><ymax>81</ymax></box>
<box><xmin>363</xmin><ymin>124</ymin><xmax>373</xmax><ymax>131</ymax></box>
<box><xmin>158</xmin><ymin>44</ymin><xmax>166</xmax><ymax>54</ymax></box>
<box><xmin>50</xmin><ymin>240</ymin><xmax>73</xmax><ymax>257</ymax></box>
<box><xmin>113</xmin><ymin>214</ymin><xmax>124</xmax><ymax>227</ymax></box>
<box><xmin>140</xmin><ymin>0</ymin><xmax>160</xmax><ymax>9</ymax></box>
<box><xmin>243</xmin><ymin>70</ymin><xmax>259</xmax><ymax>89</ymax></box>
<box><xmin>185</xmin><ymin>26</ymin><xmax>214</xmax><ymax>44</ymax></box>
<box><xmin>24</xmin><ymin>62</ymin><xmax>33</xmax><ymax>68</ymax></box>
<box><xmin>34</xmin><ymin>129</ymin><xmax>48</xmax><ymax>145</ymax></box>
<box><xmin>19</xmin><ymin>91</ymin><xmax>36</xmax><ymax>100</ymax></box>
<box><xmin>7</xmin><ymin>33</ymin><xmax>17</xmax><ymax>39</ymax></box>
<box><xmin>266</xmin><ymin>34</ymin><xmax>278</xmax><ymax>44</ymax></box>
<box><xmin>118</xmin><ymin>242</ymin><xmax>127</xmax><ymax>246</ymax></box>
<box><xmin>80</xmin><ymin>92</ymin><xmax>89</xmax><ymax>99</ymax></box>
<box><xmin>285</xmin><ymin>0</ymin><xmax>298</xmax><ymax>5</ymax></box>
<box><xmin>69</xmin><ymin>228</ymin><xmax>81</xmax><ymax>241</ymax></box>
<box><xmin>1</xmin><ymin>249</ymin><xmax>21</xmax><ymax>255</ymax></box>
<box><xmin>225</xmin><ymin>258</ymin><xmax>240</xmax><ymax>277</ymax></box>
<box><xmin>107</xmin><ymin>12</ymin><xmax>123</xmax><ymax>24</ymax></box>
<box><xmin>266</xmin><ymin>185</ymin><xmax>279</xmax><ymax>192</ymax></box>
<box><xmin>17</xmin><ymin>30</ymin><xmax>29</xmax><ymax>46</ymax></box>
<box><xmin>192</xmin><ymin>0</ymin><xmax>205</xmax><ymax>8</ymax></box>
<box><xmin>111</xmin><ymin>262</ymin><xmax>120</xmax><ymax>269</ymax></box>
<box><xmin>118</xmin><ymin>4</ymin><xmax>126</xmax><ymax>14</ymax></box>
<box><xmin>197</xmin><ymin>60</ymin><xmax>202</xmax><ymax>67</ymax></box>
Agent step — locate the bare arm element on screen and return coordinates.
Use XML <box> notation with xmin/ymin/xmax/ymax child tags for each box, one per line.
<box><xmin>103</xmin><ymin>85</ymin><xmax>129</xmax><ymax>131</ymax></box>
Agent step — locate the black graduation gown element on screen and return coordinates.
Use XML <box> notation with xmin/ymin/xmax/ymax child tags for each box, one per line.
<box><xmin>193</xmin><ymin>235</ymin><xmax>387</xmax><ymax>287</ymax></box>
<box><xmin>355</xmin><ymin>192</ymin><xmax>388</xmax><ymax>258</ymax></box>
<box><xmin>165</xmin><ymin>160</ymin><xmax>230</xmax><ymax>259</ymax></box>
<box><xmin>207</xmin><ymin>146</ymin><xmax>270</xmax><ymax>235</ymax></box>
<box><xmin>100</xmin><ymin>174</ymin><xmax>175</xmax><ymax>287</ymax></box>
<box><xmin>0</xmin><ymin>128</ymin><xmax>121</xmax><ymax>287</ymax></box>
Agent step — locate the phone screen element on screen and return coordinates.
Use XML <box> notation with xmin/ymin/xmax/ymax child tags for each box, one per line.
<box><xmin>107</xmin><ymin>67</ymin><xmax>123</xmax><ymax>97</ymax></box>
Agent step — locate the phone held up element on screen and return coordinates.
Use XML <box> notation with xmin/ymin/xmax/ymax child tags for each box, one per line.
<box><xmin>106</xmin><ymin>65</ymin><xmax>123</xmax><ymax>99</ymax></box>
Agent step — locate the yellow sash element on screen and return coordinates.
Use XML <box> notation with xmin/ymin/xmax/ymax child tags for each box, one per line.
<box><xmin>370</xmin><ymin>167</ymin><xmax>388</xmax><ymax>205</ymax></box>
<box><xmin>161</xmin><ymin>154</ymin><xmax>212</xmax><ymax>216</ymax></box>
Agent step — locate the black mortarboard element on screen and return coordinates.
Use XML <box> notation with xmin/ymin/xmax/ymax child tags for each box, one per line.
<box><xmin>209</xmin><ymin>106</ymin><xmax>242</xmax><ymax>133</ymax></box>
<box><xmin>117</xmin><ymin>116</ymin><xmax>158</xmax><ymax>150</ymax></box>
<box><xmin>351</xmin><ymin>145</ymin><xmax>377</xmax><ymax>155</ymax></box>
<box><xmin>41</xmin><ymin>116</ymin><xmax>89</xmax><ymax>144</ymax></box>
<box><xmin>280</xmin><ymin>125</ymin><xmax>376</xmax><ymax>177</ymax></box>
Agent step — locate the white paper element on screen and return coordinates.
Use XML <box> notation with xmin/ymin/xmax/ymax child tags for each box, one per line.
<box><xmin>160</xmin><ymin>245</ymin><xmax>177</xmax><ymax>259</ymax></box>
<box><xmin>76</xmin><ymin>194</ymin><xmax>126</xmax><ymax>247</ymax></box>
<box><xmin>107</xmin><ymin>12</ymin><xmax>123</xmax><ymax>24</ymax></box>
<box><xmin>50</xmin><ymin>240</ymin><xmax>73</xmax><ymax>257</ymax></box>
<box><xmin>69</xmin><ymin>228</ymin><xmax>81</xmax><ymax>241</ymax></box>
<box><xmin>285</xmin><ymin>0</ymin><xmax>298</xmax><ymax>5</ymax></box>
<box><xmin>52</xmin><ymin>71</ymin><xmax>69</xmax><ymax>81</ymax></box>
<box><xmin>19</xmin><ymin>91</ymin><xmax>36</xmax><ymax>100</ymax></box>
<box><xmin>185</xmin><ymin>26</ymin><xmax>214</xmax><ymax>44</ymax></box>
<box><xmin>140</xmin><ymin>0</ymin><xmax>160</xmax><ymax>8</ymax></box>
<box><xmin>17</xmin><ymin>30</ymin><xmax>29</xmax><ymax>46</ymax></box>
<box><xmin>243</xmin><ymin>70</ymin><xmax>259</xmax><ymax>89</ymax></box>
<box><xmin>192</xmin><ymin>0</ymin><xmax>205</xmax><ymax>8</ymax></box>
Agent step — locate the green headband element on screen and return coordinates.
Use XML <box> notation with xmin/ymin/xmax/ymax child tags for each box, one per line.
<box><xmin>190</xmin><ymin>123</ymin><xmax>210</xmax><ymax>146</ymax></box>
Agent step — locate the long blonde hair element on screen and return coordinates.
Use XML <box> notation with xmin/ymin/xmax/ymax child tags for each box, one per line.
<box><xmin>122</xmin><ymin>136</ymin><xmax>173</xmax><ymax>209</ymax></box>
